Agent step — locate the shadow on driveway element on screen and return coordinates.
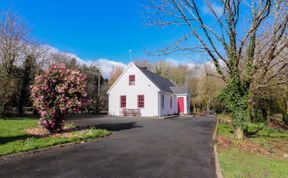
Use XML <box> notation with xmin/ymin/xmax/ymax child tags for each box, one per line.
<box><xmin>95</xmin><ymin>122</ymin><xmax>142</xmax><ymax>131</ymax></box>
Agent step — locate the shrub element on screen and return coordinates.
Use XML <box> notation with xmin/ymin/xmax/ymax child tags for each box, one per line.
<box><xmin>31</xmin><ymin>63</ymin><xmax>88</xmax><ymax>132</ymax></box>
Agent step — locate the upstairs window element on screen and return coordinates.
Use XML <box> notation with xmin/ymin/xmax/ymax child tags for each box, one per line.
<box><xmin>138</xmin><ymin>95</ymin><xmax>144</xmax><ymax>108</ymax></box>
<box><xmin>129</xmin><ymin>75</ymin><xmax>135</xmax><ymax>85</ymax></box>
<box><xmin>120</xmin><ymin>95</ymin><xmax>126</xmax><ymax>108</ymax></box>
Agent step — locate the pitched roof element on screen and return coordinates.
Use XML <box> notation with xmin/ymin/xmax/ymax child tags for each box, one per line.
<box><xmin>170</xmin><ymin>86</ymin><xmax>189</xmax><ymax>94</ymax></box>
<box><xmin>135</xmin><ymin>65</ymin><xmax>176</xmax><ymax>93</ymax></box>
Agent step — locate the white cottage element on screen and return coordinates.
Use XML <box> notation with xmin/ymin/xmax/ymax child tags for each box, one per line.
<box><xmin>107</xmin><ymin>63</ymin><xmax>190</xmax><ymax>117</ymax></box>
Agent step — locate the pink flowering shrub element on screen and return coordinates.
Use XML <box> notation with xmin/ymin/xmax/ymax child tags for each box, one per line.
<box><xmin>31</xmin><ymin>63</ymin><xmax>88</xmax><ymax>132</ymax></box>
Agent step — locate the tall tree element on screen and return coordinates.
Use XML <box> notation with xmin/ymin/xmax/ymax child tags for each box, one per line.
<box><xmin>17</xmin><ymin>54</ymin><xmax>36</xmax><ymax>115</ymax></box>
<box><xmin>0</xmin><ymin>10</ymin><xmax>29</xmax><ymax>74</ymax></box>
<box><xmin>0</xmin><ymin>10</ymin><xmax>30</xmax><ymax>115</ymax></box>
<box><xmin>145</xmin><ymin>0</ymin><xmax>288</xmax><ymax>139</ymax></box>
<box><xmin>80</xmin><ymin>65</ymin><xmax>103</xmax><ymax>113</ymax></box>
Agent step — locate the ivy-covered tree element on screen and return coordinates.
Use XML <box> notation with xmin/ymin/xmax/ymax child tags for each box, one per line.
<box><xmin>31</xmin><ymin>63</ymin><xmax>88</xmax><ymax>132</ymax></box>
<box><xmin>146</xmin><ymin>0</ymin><xmax>287</xmax><ymax>139</ymax></box>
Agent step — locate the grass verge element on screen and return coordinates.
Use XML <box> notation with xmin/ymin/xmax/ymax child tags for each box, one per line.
<box><xmin>219</xmin><ymin>147</ymin><xmax>288</xmax><ymax>178</ymax></box>
<box><xmin>216</xmin><ymin>115</ymin><xmax>288</xmax><ymax>178</ymax></box>
<box><xmin>0</xmin><ymin>118</ymin><xmax>111</xmax><ymax>156</ymax></box>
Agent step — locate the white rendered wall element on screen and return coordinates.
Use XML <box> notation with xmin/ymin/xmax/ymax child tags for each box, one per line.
<box><xmin>158</xmin><ymin>92</ymin><xmax>178</xmax><ymax>116</ymax></box>
<box><xmin>108</xmin><ymin>64</ymin><xmax>160</xmax><ymax>117</ymax></box>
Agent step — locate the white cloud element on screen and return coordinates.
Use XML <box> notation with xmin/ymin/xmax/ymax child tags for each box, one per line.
<box><xmin>165</xmin><ymin>57</ymin><xmax>197</xmax><ymax>69</ymax></box>
<box><xmin>44</xmin><ymin>45</ymin><xmax>127</xmax><ymax>78</ymax></box>
<box><xmin>42</xmin><ymin>46</ymin><xmax>226</xmax><ymax>79</ymax></box>
<box><xmin>88</xmin><ymin>59</ymin><xmax>127</xmax><ymax>78</ymax></box>
<box><xmin>165</xmin><ymin>57</ymin><xmax>227</xmax><ymax>76</ymax></box>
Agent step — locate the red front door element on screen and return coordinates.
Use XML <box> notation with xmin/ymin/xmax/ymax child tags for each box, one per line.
<box><xmin>178</xmin><ymin>97</ymin><xmax>184</xmax><ymax>113</ymax></box>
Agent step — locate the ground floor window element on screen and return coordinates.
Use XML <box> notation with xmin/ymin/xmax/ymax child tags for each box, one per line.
<box><xmin>161</xmin><ymin>95</ymin><xmax>164</xmax><ymax>108</ymax></box>
<box><xmin>120</xmin><ymin>95</ymin><xmax>126</xmax><ymax>108</ymax></box>
<box><xmin>138</xmin><ymin>95</ymin><xmax>144</xmax><ymax>108</ymax></box>
<box><xmin>170</xmin><ymin>96</ymin><xmax>172</xmax><ymax>109</ymax></box>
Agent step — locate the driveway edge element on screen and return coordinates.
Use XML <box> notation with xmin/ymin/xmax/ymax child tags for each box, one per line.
<box><xmin>213</xmin><ymin>117</ymin><xmax>223</xmax><ymax>178</ymax></box>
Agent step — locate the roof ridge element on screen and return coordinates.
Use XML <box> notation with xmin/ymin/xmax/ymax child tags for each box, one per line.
<box><xmin>170</xmin><ymin>86</ymin><xmax>189</xmax><ymax>94</ymax></box>
<box><xmin>135</xmin><ymin>64</ymin><xmax>170</xmax><ymax>80</ymax></box>
<box><xmin>135</xmin><ymin>64</ymin><xmax>176</xmax><ymax>93</ymax></box>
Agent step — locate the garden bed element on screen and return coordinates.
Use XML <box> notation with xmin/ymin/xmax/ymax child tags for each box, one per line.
<box><xmin>0</xmin><ymin>118</ymin><xmax>111</xmax><ymax>156</ymax></box>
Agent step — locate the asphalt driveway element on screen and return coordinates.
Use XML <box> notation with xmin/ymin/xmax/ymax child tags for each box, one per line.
<box><xmin>0</xmin><ymin>116</ymin><xmax>216</xmax><ymax>178</ymax></box>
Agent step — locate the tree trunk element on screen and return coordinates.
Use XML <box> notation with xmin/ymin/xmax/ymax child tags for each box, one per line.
<box><xmin>248</xmin><ymin>97</ymin><xmax>255</xmax><ymax>122</ymax></box>
<box><xmin>41</xmin><ymin>109</ymin><xmax>64</xmax><ymax>133</ymax></box>
<box><xmin>234</xmin><ymin>127</ymin><xmax>244</xmax><ymax>140</ymax></box>
<box><xmin>223</xmin><ymin>73</ymin><xmax>249</xmax><ymax>140</ymax></box>
<box><xmin>17</xmin><ymin>86</ymin><xmax>26</xmax><ymax>116</ymax></box>
<box><xmin>282</xmin><ymin>111</ymin><xmax>288</xmax><ymax>126</ymax></box>
<box><xmin>207</xmin><ymin>98</ymin><xmax>210</xmax><ymax>111</ymax></box>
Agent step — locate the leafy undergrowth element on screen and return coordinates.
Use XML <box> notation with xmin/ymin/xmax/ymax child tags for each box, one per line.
<box><xmin>0</xmin><ymin>118</ymin><xmax>111</xmax><ymax>156</ymax></box>
<box><xmin>217</xmin><ymin>116</ymin><xmax>288</xmax><ymax>178</ymax></box>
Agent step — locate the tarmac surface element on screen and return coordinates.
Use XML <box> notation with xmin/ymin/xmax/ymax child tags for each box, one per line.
<box><xmin>0</xmin><ymin>116</ymin><xmax>216</xmax><ymax>178</ymax></box>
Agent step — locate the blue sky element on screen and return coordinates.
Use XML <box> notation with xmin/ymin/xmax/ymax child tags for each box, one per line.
<box><xmin>0</xmin><ymin>0</ymin><xmax>255</xmax><ymax>68</ymax></box>
<box><xmin>0</xmin><ymin>0</ymin><xmax>202</xmax><ymax>64</ymax></box>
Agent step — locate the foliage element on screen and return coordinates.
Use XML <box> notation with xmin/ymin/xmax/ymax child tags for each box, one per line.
<box><xmin>220</xmin><ymin>76</ymin><xmax>250</xmax><ymax>128</ymax></box>
<box><xmin>0</xmin><ymin>11</ymin><xmax>30</xmax><ymax>116</ymax></box>
<box><xmin>251</xmin><ymin>84</ymin><xmax>288</xmax><ymax>124</ymax></box>
<box><xmin>17</xmin><ymin>55</ymin><xmax>36</xmax><ymax>115</ymax></box>
<box><xmin>0</xmin><ymin>118</ymin><xmax>110</xmax><ymax>156</ymax></box>
<box><xmin>31</xmin><ymin>63</ymin><xmax>88</xmax><ymax>132</ymax></box>
<box><xmin>80</xmin><ymin>65</ymin><xmax>105</xmax><ymax>113</ymax></box>
<box><xmin>0</xmin><ymin>71</ymin><xmax>18</xmax><ymax>116</ymax></box>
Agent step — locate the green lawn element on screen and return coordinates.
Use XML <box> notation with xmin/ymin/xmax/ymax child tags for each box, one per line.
<box><xmin>217</xmin><ymin>116</ymin><xmax>288</xmax><ymax>178</ymax></box>
<box><xmin>0</xmin><ymin>118</ymin><xmax>111</xmax><ymax>156</ymax></box>
<box><xmin>219</xmin><ymin>148</ymin><xmax>288</xmax><ymax>178</ymax></box>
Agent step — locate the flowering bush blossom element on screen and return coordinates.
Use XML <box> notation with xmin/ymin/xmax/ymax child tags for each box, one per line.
<box><xmin>31</xmin><ymin>63</ymin><xmax>88</xmax><ymax>132</ymax></box>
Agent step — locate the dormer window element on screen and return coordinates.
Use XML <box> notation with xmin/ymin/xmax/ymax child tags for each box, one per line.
<box><xmin>129</xmin><ymin>75</ymin><xmax>135</xmax><ymax>85</ymax></box>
